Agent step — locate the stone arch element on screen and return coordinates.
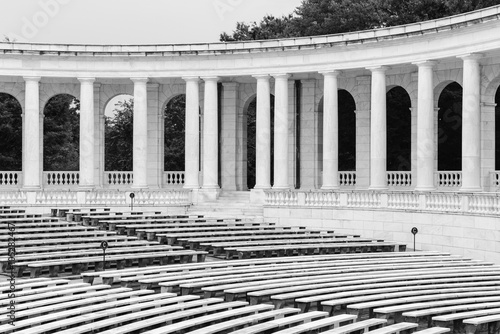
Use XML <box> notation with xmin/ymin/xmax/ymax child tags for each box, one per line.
<box><xmin>163</xmin><ymin>93</ymin><xmax>186</xmax><ymax>172</ymax></box>
<box><xmin>317</xmin><ymin>89</ymin><xmax>357</xmax><ymax>172</ymax></box>
<box><xmin>39</xmin><ymin>83</ymin><xmax>80</xmax><ymax>113</ymax></box>
<box><xmin>0</xmin><ymin>82</ymin><xmax>25</xmax><ymax>112</ymax></box>
<box><xmin>437</xmin><ymin>81</ymin><xmax>463</xmax><ymax>171</ymax></box>
<box><xmin>42</xmin><ymin>93</ymin><xmax>80</xmax><ymax>171</ymax></box>
<box><xmin>104</xmin><ymin>93</ymin><xmax>134</xmax><ymax>171</ymax></box>
<box><xmin>386</xmin><ymin>86</ymin><xmax>412</xmax><ymax>171</ymax></box>
<box><xmin>0</xmin><ymin>93</ymin><xmax>23</xmax><ymax>171</ymax></box>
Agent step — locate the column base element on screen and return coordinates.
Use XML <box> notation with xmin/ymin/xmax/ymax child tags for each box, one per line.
<box><xmin>368</xmin><ymin>186</ymin><xmax>388</xmax><ymax>191</ymax></box>
<box><xmin>198</xmin><ymin>188</ymin><xmax>220</xmax><ymax>202</ymax></box>
<box><xmin>321</xmin><ymin>186</ymin><xmax>340</xmax><ymax>190</ymax></box>
<box><xmin>459</xmin><ymin>187</ymin><xmax>482</xmax><ymax>193</ymax></box>
<box><xmin>250</xmin><ymin>188</ymin><xmax>268</xmax><ymax>204</ymax></box>
<box><xmin>131</xmin><ymin>185</ymin><xmax>148</xmax><ymax>190</ymax></box>
<box><xmin>183</xmin><ymin>184</ymin><xmax>200</xmax><ymax>190</ymax></box>
<box><xmin>414</xmin><ymin>186</ymin><xmax>436</xmax><ymax>192</ymax></box>
<box><xmin>22</xmin><ymin>186</ymin><xmax>41</xmax><ymax>190</ymax></box>
<box><xmin>78</xmin><ymin>186</ymin><xmax>95</xmax><ymax>191</ymax></box>
<box><xmin>272</xmin><ymin>186</ymin><xmax>290</xmax><ymax>190</ymax></box>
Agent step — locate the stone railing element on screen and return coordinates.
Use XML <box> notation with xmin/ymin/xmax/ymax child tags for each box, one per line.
<box><xmin>265</xmin><ymin>190</ymin><xmax>500</xmax><ymax>216</ymax></box>
<box><xmin>163</xmin><ymin>171</ymin><xmax>185</xmax><ymax>188</ymax></box>
<box><xmin>436</xmin><ymin>171</ymin><xmax>462</xmax><ymax>188</ymax></box>
<box><xmin>44</xmin><ymin>172</ymin><xmax>79</xmax><ymax>187</ymax></box>
<box><xmin>339</xmin><ymin>172</ymin><xmax>356</xmax><ymax>187</ymax></box>
<box><xmin>0</xmin><ymin>172</ymin><xmax>21</xmax><ymax>187</ymax></box>
<box><xmin>387</xmin><ymin>172</ymin><xmax>412</xmax><ymax>188</ymax></box>
<box><xmin>0</xmin><ymin>189</ymin><xmax>192</xmax><ymax>206</ymax></box>
<box><xmin>104</xmin><ymin>172</ymin><xmax>133</xmax><ymax>187</ymax></box>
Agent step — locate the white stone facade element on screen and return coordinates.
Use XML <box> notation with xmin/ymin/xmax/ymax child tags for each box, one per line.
<box><xmin>1</xmin><ymin>6</ymin><xmax>500</xmax><ymax>260</ymax></box>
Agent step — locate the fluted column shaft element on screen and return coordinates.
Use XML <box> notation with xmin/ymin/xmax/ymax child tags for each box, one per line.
<box><xmin>183</xmin><ymin>77</ymin><xmax>200</xmax><ymax>189</ymax></box>
<box><xmin>369</xmin><ymin>67</ymin><xmax>388</xmax><ymax>190</ymax></box>
<box><xmin>461</xmin><ymin>54</ymin><xmax>482</xmax><ymax>192</ymax></box>
<box><xmin>272</xmin><ymin>74</ymin><xmax>290</xmax><ymax>189</ymax></box>
<box><xmin>254</xmin><ymin>75</ymin><xmax>271</xmax><ymax>189</ymax></box>
<box><xmin>78</xmin><ymin>78</ymin><xmax>95</xmax><ymax>189</ymax></box>
<box><xmin>322</xmin><ymin>71</ymin><xmax>340</xmax><ymax>190</ymax></box>
<box><xmin>202</xmin><ymin>77</ymin><xmax>220</xmax><ymax>189</ymax></box>
<box><xmin>23</xmin><ymin>77</ymin><xmax>41</xmax><ymax>189</ymax></box>
<box><xmin>132</xmin><ymin>78</ymin><xmax>148</xmax><ymax>189</ymax></box>
<box><xmin>415</xmin><ymin>61</ymin><xmax>436</xmax><ymax>191</ymax></box>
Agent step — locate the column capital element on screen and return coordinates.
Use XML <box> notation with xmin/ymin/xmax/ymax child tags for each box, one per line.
<box><xmin>182</xmin><ymin>76</ymin><xmax>200</xmax><ymax>82</ymax></box>
<box><xmin>252</xmin><ymin>74</ymin><xmax>270</xmax><ymax>80</ymax></box>
<box><xmin>319</xmin><ymin>70</ymin><xmax>342</xmax><ymax>77</ymax></box>
<box><xmin>131</xmin><ymin>77</ymin><xmax>149</xmax><ymax>84</ymax></box>
<box><xmin>271</xmin><ymin>73</ymin><xmax>290</xmax><ymax>79</ymax></box>
<box><xmin>77</xmin><ymin>77</ymin><xmax>95</xmax><ymax>84</ymax></box>
<box><xmin>23</xmin><ymin>76</ymin><xmax>41</xmax><ymax>82</ymax></box>
<box><xmin>458</xmin><ymin>53</ymin><xmax>484</xmax><ymax>61</ymax></box>
<box><xmin>412</xmin><ymin>60</ymin><xmax>437</xmax><ymax>68</ymax></box>
<box><xmin>366</xmin><ymin>66</ymin><xmax>389</xmax><ymax>73</ymax></box>
<box><xmin>201</xmin><ymin>76</ymin><xmax>219</xmax><ymax>82</ymax></box>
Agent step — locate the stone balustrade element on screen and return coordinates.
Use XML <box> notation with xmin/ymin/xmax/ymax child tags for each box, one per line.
<box><xmin>387</xmin><ymin>171</ymin><xmax>412</xmax><ymax>187</ymax></box>
<box><xmin>163</xmin><ymin>171</ymin><xmax>185</xmax><ymax>187</ymax></box>
<box><xmin>265</xmin><ymin>189</ymin><xmax>500</xmax><ymax>216</ymax></box>
<box><xmin>104</xmin><ymin>172</ymin><xmax>134</xmax><ymax>187</ymax></box>
<box><xmin>339</xmin><ymin>172</ymin><xmax>356</xmax><ymax>187</ymax></box>
<box><xmin>436</xmin><ymin>171</ymin><xmax>462</xmax><ymax>188</ymax></box>
<box><xmin>0</xmin><ymin>172</ymin><xmax>21</xmax><ymax>187</ymax></box>
<box><xmin>44</xmin><ymin>172</ymin><xmax>80</xmax><ymax>187</ymax></box>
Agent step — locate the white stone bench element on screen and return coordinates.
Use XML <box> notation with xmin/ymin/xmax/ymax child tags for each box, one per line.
<box><xmin>0</xmin><ymin>278</ymin><xmax>70</xmax><ymax>293</ymax></box>
<box><xmin>230</xmin><ymin>310</ymin><xmax>329</xmax><ymax>334</ymax></box>
<box><xmin>140</xmin><ymin>303</ymin><xmax>275</xmax><ymax>334</ymax></box>
<box><xmin>0</xmin><ymin>235</ymin><xmax>140</xmax><ymax>249</ymax></box>
<box><xmin>411</xmin><ymin>328</ymin><xmax>450</xmax><ymax>334</ymax></box>
<box><xmin>297</xmin><ymin>275</ymin><xmax>500</xmax><ymax>312</ymax></box>
<box><xmin>12</xmin><ymin>292</ymin><xmax>193</xmax><ymax>334</ymax></box>
<box><xmin>0</xmin><ymin>217</ymin><xmax>59</xmax><ymax>224</ymax></box>
<box><xmin>97</xmin><ymin>299</ymin><xmax>247</xmax><ymax>334</ymax></box>
<box><xmin>321</xmin><ymin>318</ymin><xmax>388</xmax><ymax>333</ymax></box>
<box><xmin>0</xmin><ymin>288</ymin><xmax>152</xmax><ymax>329</ymax></box>
<box><xmin>363</xmin><ymin>322</ymin><xmax>419</xmax><ymax>334</ymax></box>
<box><xmin>219</xmin><ymin>262</ymin><xmax>493</xmax><ymax>302</ymax></box>
<box><xmin>272</xmin><ymin>314</ymin><xmax>357</xmax><ymax>334</ymax></box>
<box><xmin>463</xmin><ymin>313</ymin><xmax>500</xmax><ymax>334</ymax></box>
<box><xmin>431</xmin><ymin>305</ymin><xmax>500</xmax><ymax>328</ymax></box>
<box><xmin>81</xmin><ymin>251</ymin><xmax>448</xmax><ymax>285</ymax></box>
<box><xmin>185</xmin><ymin>307</ymin><xmax>301</xmax><ymax>334</ymax></box>
<box><xmin>370</xmin><ymin>293</ymin><xmax>500</xmax><ymax>321</ymax></box>
<box><xmin>14</xmin><ymin>250</ymin><xmax>207</xmax><ymax>277</ymax></box>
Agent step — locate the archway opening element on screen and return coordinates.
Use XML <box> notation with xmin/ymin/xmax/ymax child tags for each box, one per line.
<box><xmin>438</xmin><ymin>82</ymin><xmax>462</xmax><ymax>171</ymax></box>
<box><xmin>104</xmin><ymin>94</ymin><xmax>133</xmax><ymax>171</ymax></box>
<box><xmin>495</xmin><ymin>87</ymin><xmax>500</xmax><ymax>171</ymax></box>
<box><xmin>386</xmin><ymin>86</ymin><xmax>411</xmax><ymax>171</ymax></box>
<box><xmin>338</xmin><ymin>90</ymin><xmax>356</xmax><ymax>171</ymax></box>
<box><xmin>0</xmin><ymin>93</ymin><xmax>22</xmax><ymax>171</ymax></box>
<box><xmin>164</xmin><ymin>94</ymin><xmax>185</xmax><ymax>171</ymax></box>
<box><xmin>246</xmin><ymin>95</ymin><xmax>275</xmax><ymax>190</ymax></box>
<box><xmin>43</xmin><ymin>94</ymin><xmax>80</xmax><ymax>171</ymax></box>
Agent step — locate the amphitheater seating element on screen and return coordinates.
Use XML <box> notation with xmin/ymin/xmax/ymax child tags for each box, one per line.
<box><xmin>320</xmin><ymin>318</ymin><xmax>388</xmax><ymax>333</ymax></box>
<box><xmin>411</xmin><ymin>328</ymin><xmax>450</xmax><ymax>334</ymax></box>
<box><xmin>432</xmin><ymin>306</ymin><xmax>500</xmax><ymax>329</ymax></box>
<box><xmin>463</xmin><ymin>314</ymin><xmax>500</xmax><ymax>333</ymax></box>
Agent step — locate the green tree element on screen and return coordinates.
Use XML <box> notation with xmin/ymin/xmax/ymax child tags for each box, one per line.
<box><xmin>164</xmin><ymin>95</ymin><xmax>185</xmax><ymax>171</ymax></box>
<box><xmin>43</xmin><ymin>94</ymin><xmax>80</xmax><ymax>171</ymax></box>
<box><xmin>221</xmin><ymin>0</ymin><xmax>500</xmax><ymax>41</ymax></box>
<box><xmin>105</xmin><ymin>99</ymin><xmax>134</xmax><ymax>171</ymax></box>
<box><xmin>0</xmin><ymin>93</ymin><xmax>22</xmax><ymax>170</ymax></box>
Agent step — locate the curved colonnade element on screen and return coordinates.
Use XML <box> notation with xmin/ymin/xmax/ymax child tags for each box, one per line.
<box><xmin>1</xmin><ymin>6</ymin><xmax>500</xmax><ymax>261</ymax></box>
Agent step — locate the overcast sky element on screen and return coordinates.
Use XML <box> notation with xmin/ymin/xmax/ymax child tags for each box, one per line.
<box><xmin>0</xmin><ymin>0</ymin><xmax>303</xmax><ymax>44</ymax></box>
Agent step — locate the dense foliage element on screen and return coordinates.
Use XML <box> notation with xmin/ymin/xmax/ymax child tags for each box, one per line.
<box><xmin>43</xmin><ymin>94</ymin><xmax>80</xmax><ymax>171</ymax></box>
<box><xmin>0</xmin><ymin>93</ymin><xmax>22</xmax><ymax>170</ymax></box>
<box><xmin>164</xmin><ymin>95</ymin><xmax>186</xmax><ymax>171</ymax></box>
<box><xmin>105</xmin><ymin>99</ymin><xmax>134</xmax><ymax>171</ymax></box>
<box><xmin>221</xmin><ymin>0</ymin><xmax>500</xmax><ymax>41</ymax></box>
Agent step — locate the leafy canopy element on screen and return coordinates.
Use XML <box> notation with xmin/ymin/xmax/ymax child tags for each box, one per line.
<box><xmin>220</xmin><ymin>0</ymin><xmax>500</xmax><ymax>41</ymax></box>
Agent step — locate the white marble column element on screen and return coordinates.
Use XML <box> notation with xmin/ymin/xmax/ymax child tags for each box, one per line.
<box><xmin>460</xmin><ymin>54</ymin><xmax>483</xmax><ymax>192</ymax></box>
<box><xmin>253</xmin><ymin>75</ymin><xmax>271</xmax><ymax>189</ymax></box>
<box><xmin>131</xmin><ymin>78</ymin><xmax>148</xmax><ymax>189</ymax></box>
<box><xmin>23</xmin><ymin>77</ymin><xmax>41</xmax><ymax>189</ymax></box>
<box><xmin>78</xmin><ymin>77</ymin><xmax>95</xmax><ymax>189</ymax></box>
<box><xmin>321</xmin><ymin>71</ymin><xmax>340</xmax><ymax>190</ymax></box>
<box><xmin>368</xmin><ymin>66</ymin><xmax>388</xmax><ymax>190</ymax></box>
<box><xmin>414</xmin><ymin>61</ymin><xmax>436</xmax><ymax>191</ymax></box>
<box><xmin>273</xmin><ymin>74</ymin><xmax>290</xmax><ymax>189</ymax></box>
<box><xmin>183</xmin><ymin>77</ymin><xmax>200</xmax><ymax>189</ymax></box>
<box><xmin>202</xmin><ymin>77</ymin><xmax>219</xmax><ymax>189</ymax></box>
